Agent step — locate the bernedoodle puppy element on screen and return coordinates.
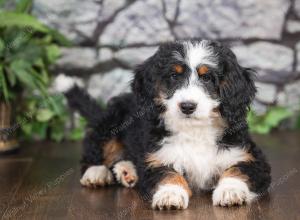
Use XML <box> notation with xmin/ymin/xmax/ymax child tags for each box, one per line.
<box><xmin>62</xmin><ymin>39</ymin><xmax>271</xmax><ymax>210</ymax></box>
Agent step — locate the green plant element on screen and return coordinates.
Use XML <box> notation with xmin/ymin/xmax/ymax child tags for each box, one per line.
<box><xmin>247</xmin><ymin>107</ymin><xmax>292</xmax><ymax>134</ymax></box>
<box><xmin>0</xmin><ymin>0</ymin><xmax>70</xmax><ymax>101</ymax></box>
<box><xmin>18</xmin><ymin>94</ymin><xmax>86</xmax><ymax>142</ymax></box>
<box><xmin>0</xmin><ymin>0</ymin><xmax>84</xmax><ymax>142</ymax></box>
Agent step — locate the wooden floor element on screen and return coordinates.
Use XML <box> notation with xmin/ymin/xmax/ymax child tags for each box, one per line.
<box><xmin>0</xmin><ymin>132</ymin><xmax>300</xmax><ymax>220</ymax></box>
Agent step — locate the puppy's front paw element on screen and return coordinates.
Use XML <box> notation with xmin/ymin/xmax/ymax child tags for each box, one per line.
<box><xmin>213</xmin><ymin>177</ymin><xmax>257</xmax><ymax>206</ymax></box>
<box><xmin>80</xmin><ymin>165</ymin><xmax>113</xmax><ymax>187</ymax></box>
<box><xmin>113</xmin><ymin>161</ymin><xmax>138</xmax><ymax>188</ymax></box>
<box><xmin>152</xmin><ymin>184</ymin><xmax>189</xmax><ymax>210</ymax></box>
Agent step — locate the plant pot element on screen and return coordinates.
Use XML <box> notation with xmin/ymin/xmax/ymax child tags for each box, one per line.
<box><xmin>0</xmin><ymin>102</ymin><xmax>19</xmax><ymax>154</ymax></box>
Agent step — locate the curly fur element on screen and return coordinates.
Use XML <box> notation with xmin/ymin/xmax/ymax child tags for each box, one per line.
<box><xmin>65</xmin><ymin>39</ymin><xmax>271</xmax><ymax>209</ymax></box>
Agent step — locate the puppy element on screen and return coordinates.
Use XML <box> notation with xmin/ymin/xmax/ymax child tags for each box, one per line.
<box><xmin>64</xmin><ymin>40</ymin><xmax>271</xmax><ymax>210</ymax></box>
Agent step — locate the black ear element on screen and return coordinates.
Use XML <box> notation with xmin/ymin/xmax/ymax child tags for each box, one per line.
<box><xmin>218</xmin><ymin>46</ymin><xmax>256</xmax><ymax>128</ymax></box>
<box><xmin>132</xmin><ymin>48</ymin><xmax>162</xmax><ymax>106</ymax></box>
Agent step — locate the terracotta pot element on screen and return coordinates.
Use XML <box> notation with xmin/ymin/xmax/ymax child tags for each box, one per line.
<box><xmin>0</xmin><ymin>102</ymin><xmax>19</xmax><ymax>154</ymax></box>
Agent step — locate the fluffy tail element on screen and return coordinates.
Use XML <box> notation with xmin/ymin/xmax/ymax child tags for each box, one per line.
<box><xmin>64</xmin><ymin>86</ymin><xmax>104</xmax><ymax>124</ymax></box>
<box><xmin>53</xmin><ymin>74</ymin><xmax>104</xmax><ymax>126</ymax></box>
<box><xmin>54</xmin><ymin>74</ymin><xmax>136</xmax><ymax>133</ymax></box>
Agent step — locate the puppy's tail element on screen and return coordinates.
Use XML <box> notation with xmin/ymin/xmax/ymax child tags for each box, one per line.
<box><xmin>53</xmin><ymin>74</ymin><xmax>103</xmax><ymax>125</ymax></box>
<box><xmin>65</xmin><ymin>86</ymin><xmax>104</xmax><ymax>124</ymax></box>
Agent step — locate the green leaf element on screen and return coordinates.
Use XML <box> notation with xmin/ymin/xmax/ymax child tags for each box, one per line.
<box><xmin>32</xmin><ymin>59</ymin><xmax>50</xmax><ymax>84</ymax></box>
<box><xmin>18</xmin><ymin>113</ymin><xmax>34</xmax><ymax>136</ymax></box>
<box><xmin>7</xmin><ymin>39</ymin><xmax>42</xmax><ymax>63</ymax></box>
<box><xmin>10</xmin><ymin>60</ymin><xmax>37</xmax><ymax>89</ymax></box>
<box><xmin>36</xmin><ymin>109</ymin><xmax>55</xmax><ymax>122</ymax></box>
<box><xmin>48</xmin><ymin>29</ymin><xmax>72</xmax><ymax>47</ymax></box>
<box><xmin>0</xmin><ymin>12</ymin><xmax>48</xmax><ymax>32</ymax></box>
<box><xmin>45</xmin><ymin>45</ymin><xmax>60</xmax><ymax>64</ymax></box>
<box><xmin>4</xmin><ymin>66</ymin><xmax>17</xmax><ymax>87</ymax></box>
<box><xmin>0</xmin><ymin>66</ymin><xmax>9</xmax><ymax>101</ymax></box>
<box><xmin>247</xmin><ymin>107</ymin><xmax>292</xmax><ymax>134</ymax></box>
<box><xmin>15</xmin><ymin>0</ymin><xmax>33</xmax><ymax>13</ymax></box>
<box><xmin>264</xmin><ymin>107</ymin><xmax>292</xmax><ymax>127</ymax></box>
<box><xmin>20</xmin><ymin>122</ymin><xmax>33</xmax><ymax>135</ymax></box>
<box><xmin>0</xmin><ymin>0</ymin><xmax>7</xmax><ymax>8</ymax></box>
<box><xmin>15</xmin><ymin>69</ymin><xmax>37</xmax><ymax>89</ymax></box>
<box><xmin>32</xmin><ymin>122</ymin><xmax>48</xmax><ymax>139</ymax></box>
<box><xmin>0</xmin><ymin>38</ymin><xmax>4</xmax><ymax>54</ymax></box>
<box><xmin>10</xmin><ymin>60</ymin><xmax>48</xmax><ymax>95</ymax></box>
<box><xmin>68</xmin><ymin>128</ymin><xmax>84</xmax><ymax>141</ymax></box>
<box><xmin>47</xmin><ymin>95</ymin><xmax>65</xmax><ymax>115</ymax></box>
<box><xmin>29</xmin><ymin>67</ymin><xmax>47</xmax><ymax>86</ymax></box>
<box><xmin>250</xmin><ymin>124</ymin><xmax>271</xmax><ymax>134</ymax></box>
<box><xmin>50</xmin><ymin>125</ymin><xmax>64</xmax><ymax>142</ymax></box>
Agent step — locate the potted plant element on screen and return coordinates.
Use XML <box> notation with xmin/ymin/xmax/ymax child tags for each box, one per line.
<box><xmin>0</xmin><ymin>0</ymin><xmax>71</xmax><ymax>153</ymax></box>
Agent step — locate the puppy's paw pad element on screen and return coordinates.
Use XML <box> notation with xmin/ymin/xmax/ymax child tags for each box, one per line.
<box><xmin>80</xmin><ymin>165</ymin><xmax>113</xmax><ymax>187</ymax></box>
<box><xmin>121</xmin><ymin>169</ymin><xmax>138</xmax><ymax>188</ymax></box>
<box><xmin>212</xmin><ymin>178</ymin><xmax>256</xmax><ymax>207</ymax></box>
<box><xmin>152</xmin><ymin>184</ymin><xmax>189</xmax><ymax>210</ymax></box>
<box><xmin>113</xmin><ymin>161</ymin><xmax>138</xmax><ymax>188</ymax></box>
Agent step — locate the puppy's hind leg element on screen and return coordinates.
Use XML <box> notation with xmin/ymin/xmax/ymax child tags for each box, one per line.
<box><xmin>102</xmin><ymin>139</ymin><xmax>138</xmax><ymax>188</ymax></box>
<box><xmin>80</xmin><ymin>133</ymin><xmax>114</xmax><ymax>188</ymax></box>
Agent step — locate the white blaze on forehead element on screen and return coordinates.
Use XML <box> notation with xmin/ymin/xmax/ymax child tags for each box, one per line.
<box><xmin>165</xmin><ymin>41</ymin><xmax>220</xmax><ymax>120</ymax></box>
<box><xmin>183</xmin><ymin>40</ymin><xmax>217</xmax><ymax>68</ymax></box>
<box><xmin>162</xmin><ymin>40</ymin><xmax>221</xmax><ymax>130</ymax></box>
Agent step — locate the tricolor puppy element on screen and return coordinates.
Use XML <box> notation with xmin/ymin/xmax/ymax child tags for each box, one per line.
<box><xmin>63</xmin><ymin>40</ymin><xmax>271</xmax><ymax>210</ymax></box>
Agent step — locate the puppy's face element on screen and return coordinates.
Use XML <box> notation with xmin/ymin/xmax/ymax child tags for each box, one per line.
<box><xmin>133</xmin><ymin>40</ymin><xmax>256</xmax><ymax>128</ymax></box>
<box><xmin>157</xmin><ymin>41</ymin><xmax>220</xmax><ymax>122</ymax></box>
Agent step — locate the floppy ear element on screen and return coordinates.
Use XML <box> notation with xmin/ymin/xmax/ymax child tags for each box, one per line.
<box><xmin>132</xmin><ymin>48</ymin><xmax>163</xmax><ymax>107</ymax></box>
<box><xmin>218</xmin><ymin>46</ymin><xmax>256</xmax><ymax>129</ymax></box>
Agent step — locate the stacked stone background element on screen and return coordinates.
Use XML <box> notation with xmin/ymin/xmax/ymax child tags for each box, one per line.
<box><xmin>33</xmin><ymin>0</ymin><xmax>300</xmax><ymax>115</ymax></box>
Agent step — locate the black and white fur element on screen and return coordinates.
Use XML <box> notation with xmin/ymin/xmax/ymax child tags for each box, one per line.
<box><xmin>63</xmin><ymin>40</ymin><xmax>271</xmax><ymax>210</ymax></box>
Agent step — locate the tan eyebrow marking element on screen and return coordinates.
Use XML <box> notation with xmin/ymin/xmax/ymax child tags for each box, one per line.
<box><xmin>197</xmin><ymin>65</ymin><xmax>209</xmax><ymax>75</ymax></box>
<box><xmin>173</xmin><ymin>64</ymin><xmax>184</xmax><ymax>74</ymax></box>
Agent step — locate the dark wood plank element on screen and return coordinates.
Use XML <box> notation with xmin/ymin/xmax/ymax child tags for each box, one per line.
<box><xmin>0</xmin><ymin>159</ymin><xmax>32</xmax><ymax>219</ymax></box>
<box><xmin>0</xmin><ymin>132</ymin><xmax>299</xmax><ymax>219</ymax></box>
<box><xmin>1</xmin><ymin>142</ymin><xmax>80</xmax><ymax>219</ymax></box>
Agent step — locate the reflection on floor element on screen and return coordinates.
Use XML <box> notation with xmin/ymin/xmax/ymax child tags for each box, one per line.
<box><xmin>0</xmin><ymin>131</ymin><xmax>299</xmax><ymax>219</ymax></box>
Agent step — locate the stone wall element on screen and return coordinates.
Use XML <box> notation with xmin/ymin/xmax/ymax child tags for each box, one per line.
<box><xmin>33</xmin><ymin>0</ymin><xmax>300</xmax><ymax>114</ymax></box>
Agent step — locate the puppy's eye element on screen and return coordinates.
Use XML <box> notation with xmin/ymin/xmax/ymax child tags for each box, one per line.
<box><xmin>202</xmin><ymin>74</ymin><xmax>211</xmax><ymax>82</ymax></box>
<box><xmin>171</xmin><ymin>73</ymin><xmax>180</xmax><ymax>80</ymax></box>
<box><xmin>173</xmin><ymin>64</ymin><xmax>184</xmax><ymax>74</ymax></box>
<box><xmin>197</xmin><ymin>65</ymin><xmax>209</xmax><ymax>76</ymax></box>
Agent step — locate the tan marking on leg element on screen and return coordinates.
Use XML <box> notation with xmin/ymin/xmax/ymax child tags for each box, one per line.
<box><xmin>213</xmin><ymin>151</ymin><xmax>257</xmax><ymax>206</ymax></box>
<box><xmin>103</xmin><ymin>139</ymin><xmax>123</xmax><ymax>167</ymax></box>
<box><xmin>152</xmin><ymin>172</ymin><xmax>191</xmax><ymax>210</ymax></box>
<box><xmin>221</xmin><ymin>167</ymin><xmax>249</xmax><ymax>184</ymax></box>
<box><xmin>219</xmin><ymin>151</ymin><xmax>255</xmax><ymax>188</ymax></box>
<box><xmin>160</xmin><ymin>173</ymin><xmax>192</xmax><ymax>197</ymax></box>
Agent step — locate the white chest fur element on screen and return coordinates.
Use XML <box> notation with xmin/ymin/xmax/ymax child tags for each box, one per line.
<box><xmin>153</xmin><ymin>119</ymin><xmax>248</xmax><ymax>190</ymax></box>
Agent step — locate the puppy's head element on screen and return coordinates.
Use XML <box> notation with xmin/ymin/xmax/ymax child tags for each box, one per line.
<box><xmin>132</xmin><ymin>40</ymin><xmax>256</xmax><ymax>130</ymax></box>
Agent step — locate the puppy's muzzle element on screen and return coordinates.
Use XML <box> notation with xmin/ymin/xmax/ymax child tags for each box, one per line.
<box><xmin>179</xmin><ymin>102</ymin><xmax>197</xmax><ymax>115</ymax></box>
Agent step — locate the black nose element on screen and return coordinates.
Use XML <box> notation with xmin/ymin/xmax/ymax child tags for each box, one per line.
<box><xmin>179</xmin><ymin>102</ymin><xmax>197</xmax><ymax>115</ymax></box>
